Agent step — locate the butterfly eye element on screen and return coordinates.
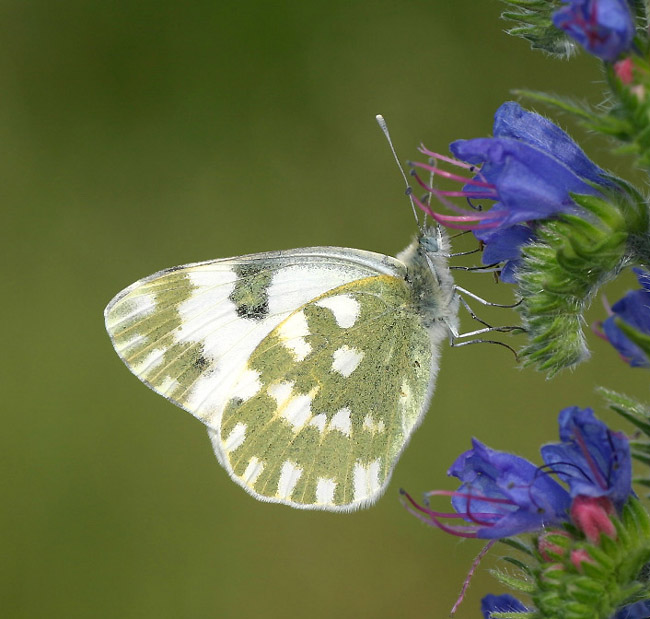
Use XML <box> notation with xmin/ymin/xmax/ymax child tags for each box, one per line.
<box><xmin>420</xmin><ymin>234</ymin><xmax>440</xmax><ymax>254</ymax></box>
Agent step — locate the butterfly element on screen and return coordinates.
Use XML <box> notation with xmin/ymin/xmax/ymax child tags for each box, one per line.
<box><xmin>104</xmin><ymin>225</ymin><xmax>459</xmax><ymax>512</ymax></box>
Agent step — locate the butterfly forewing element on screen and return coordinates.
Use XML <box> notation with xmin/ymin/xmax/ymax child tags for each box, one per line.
<box><xmin>210</xmin><ymin>274</ymin><xmax>434</xmax><ymax>511</ymax></box>
<box><xmin>104</xmin><ymin>248</ymin><xmax>405</xmax><ymax>427</ymax></box>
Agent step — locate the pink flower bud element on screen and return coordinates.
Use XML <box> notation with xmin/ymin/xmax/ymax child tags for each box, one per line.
<box><xmin>570</xmin><ymin>495</ymin><xmax>616</xmax><ymax>543</ymax></box>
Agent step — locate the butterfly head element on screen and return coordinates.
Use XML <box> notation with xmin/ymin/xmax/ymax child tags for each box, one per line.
<box><xmin>418</xmin><ymin>225</ymin><xmax>450</xmax><ymax>260</ymax></box>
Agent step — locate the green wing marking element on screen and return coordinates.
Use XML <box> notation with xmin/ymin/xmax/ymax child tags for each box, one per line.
<box><xmin>213</xmin><ymin>274</ymin><xmax>435</xmax><ymax>511</ymax></box>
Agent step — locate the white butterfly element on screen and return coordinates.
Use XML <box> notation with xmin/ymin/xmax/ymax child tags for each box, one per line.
<box><xmin>104</xmin><ymin>225</ymin><xmax>459</xmax><ymax>511</ymax></box>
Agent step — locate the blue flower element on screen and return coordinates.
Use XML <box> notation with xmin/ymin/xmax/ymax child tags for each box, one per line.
<box><xmin>402</xmin><ymin>407</ymin><xmax>631</xmax><ymax>539</ymax></box>
<box><xmin>447</xmin><ymin>439</ymin><xmax>571</xmax><ymax>538</ymax></box>
<box><xmin>410</xmin><ymin>102</ymin><xmax>611</xmax><ymax>282</ymax></box>
<box><xmin>481</xmin><ymin>594</ymin><xmax>529</xmax><ymax>618</ymax></box>
<box><xmin>600</xmin><ymin>268</ymin><xmax>650</xmax><ymax>367</ymax></box>
<box><xmin>541</xmin><ymin>407</ymin><xmax>632</xmax><ymax>510</ymax></box>
<box><xmin>615</xmin><ymin>600</ymin><xmax>650</xmax><ymax>619</ymax></box>
<box><xmin>553</xmin><ymin>0</ymin><xmax>635</xmax><ymax>62</ymax></box>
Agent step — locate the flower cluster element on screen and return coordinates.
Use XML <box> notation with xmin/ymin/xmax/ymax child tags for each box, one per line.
<box><xmin>402</xmin><ymin>407</ymin><xmax>631</xmax><ymax>540</ymax></box>
<box><xmin>402</xmin><ymin>408</ymin><xmax>650</xmax><ymax>617</ymax></box>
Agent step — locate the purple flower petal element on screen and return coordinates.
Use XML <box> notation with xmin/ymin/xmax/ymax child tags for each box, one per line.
<box><xmin>481</xmin><ymin>594</ymin><xmax>529</xmax><ymax>618</ymax></box>
<box><xmin>493</xmin><ymin>101</ymin><xmax>611</xmax><ymax>186</ymax></box>
<box><xmin>450</xmin><ymin>137</ymin><xmax>597</xmax><ymax>228</ymax></box>
<box><xmin>615</xmin><ymin>600</ymin><xmax>650</xmax><ymax>619</ymax></box>
<box><xmin>602</xmin><ymin>268</ymin><xmax>650</xmax><ymax>367</ymax></box>
<box><xmin>449</xmin><ymin>439</ymin><xmax>571</xmax><ymax>538</ymax></box>
<box><xmin>540</xmin><ymin>407</ymin><xmax>632</xmax><ymax>509</ymax></box>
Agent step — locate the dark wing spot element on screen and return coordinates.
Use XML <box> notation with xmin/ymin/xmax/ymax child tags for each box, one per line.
<box><xmin>229</xmin><ymin>263</ymin><xmax>272</xmax><ymax>321</ymax></box>
<box><xmin>194</xmin><ymin>355</ymin><xmax>209</xmax><ymax>370</ymax></box>
<box><xmin>235</xmin><ymin>301</ymin><xmax>269</xmax><ymax>320</ymax></box>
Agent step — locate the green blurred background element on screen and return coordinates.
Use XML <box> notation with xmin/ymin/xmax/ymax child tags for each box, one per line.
<box><xmin>4</xmin><ymin>2</ymin><xmax>650</xmax><ymax>617</ymax></box>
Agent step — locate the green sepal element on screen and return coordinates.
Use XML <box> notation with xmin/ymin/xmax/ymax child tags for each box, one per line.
<box><xmin>503</xmin><ymin>556</ymin><xmax>536</xmax><ymax>575</ymax></box>
<box><xmin>516</xmin><ymin>182</ymin><xmax>649</xmax><ymax>375</ymax></box>
<box><xmin>500</xmin><ymin>536</ymin><xmax>536</xmax><ymax>557</ymax></box>
<box><xmin>498</xmin><ymin>0</ymin><xmax>575</xmax><ymax>57</ymax></box>
<box><xmin>598</xmin><ymin>388</ymin><xmax>650</xmax><ymax>488</ymax></box>
<box><xmin>598</xmin><ymin>387</ymin><xmax>650</xmax><ymax>434</ymax></box>
<box><xmin>490</xmin><ymin>567</ymin><xmax>536</xmax><ymax>593</ymax></box>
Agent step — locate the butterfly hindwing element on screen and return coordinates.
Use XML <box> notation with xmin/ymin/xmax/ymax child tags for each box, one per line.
<box><xmin>211</xmin><ymin>274</ymin><xmax>435</xmax><ymax>511</ymax></box>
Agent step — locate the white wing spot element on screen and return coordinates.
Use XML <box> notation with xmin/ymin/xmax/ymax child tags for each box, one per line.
<box><xmin>332</xmin><ymin>345</ymin><xmax>364</xmax><ymax>378</ymax></box>
<box><xmin>308</xmin><ymin>413</ymin><xmax>327</xmax><ymax>433</ymax></box>
<box><xmin>315</xmin><ymin>294</ymin><xmax>360</xmax><ymax>328</ymax></box>
<box><xmin>134</xmin><ymin>348</ymin><xmax>165</xmax><ymax>373</ymax></box>
<box><xmin>277</xmin><ymin>311</ymin><xmax>312</xmax><ymax>361</ymax></box>
<box><xmin>362</xmin><ymin>414</ymin><xmax>386</xmax><ymax>434</ymax></box>
<box><xmin>108</xmin><ymin>293</ymin><xmax>155</xmax><ymax>329</ymax></box>
<box><xmin>277</xmin><ymin>461</ymin><xmax>303</xmax><ymax>500</ymax></box>
<box><xmin>268</xmin><ymin>381</ymin><xmax>294</xmax><ymax>408</ymax></box>
<box><xmin>242</xmin><ymin>457</ymin><xmax>264</xmax><ymax>485</ymax></box>
<box><xmin>282</xmin><ymin>392</ymin><xmax>314</xmax><ymax>431</ymax></box>
<box><xmin>316</xmin><ymin>478</ymin><xmax>337</xmax><ymax>505</ymax></box>
<box><xmin>231</xmin><ymin>368</ymin><xmax>262</xmax><ymax>402</ymax></box>
<box><xmin>223</xmin><ymin>422</ymin><xmax>247</xmax><ymax>453</ymax></box>
<box><xmin>158</xmin><ymin>376</ymin><xmax>179</xmax><ymax>395</ymax></box>
<box><xmin>178</xmin><ymin>268</ymin><xmax>238</xmax><ymax>360</ymax></box>
<box><xmin>353</xmin><ymin>459</ymin><xmax>382</xmax><ymax>502</ymax></box>
<box><xmin>115</xmin><ymin>334</ymin><xmax>145</xmax><ymax>354</ymax></box>
<box><xmin>330</xmin><ymin>407</ymin><xmax>352</xmax><ymax>436</ymax></box>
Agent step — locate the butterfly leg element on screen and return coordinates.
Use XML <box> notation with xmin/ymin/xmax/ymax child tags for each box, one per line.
<box><xmin>447</xmin><ymin>292</ymin><xmax>525</xmax><ymax>359</ymax></box>
<box><xmin>454</xmin><ymin>284</ymin><xmax>522</xmax><ymax>309</ymax></box>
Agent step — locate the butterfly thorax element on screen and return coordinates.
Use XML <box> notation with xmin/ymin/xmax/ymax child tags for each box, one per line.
<box><xmin>396</xmin><ymin>227</ymin><xmax>459</xmax><ymax>334</ymax></box>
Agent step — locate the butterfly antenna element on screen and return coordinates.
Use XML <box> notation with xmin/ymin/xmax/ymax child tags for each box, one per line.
<box><xmin>375</xmin><ymin>114</ymin><xmax>420</xmax><ymax>227</ymax></box>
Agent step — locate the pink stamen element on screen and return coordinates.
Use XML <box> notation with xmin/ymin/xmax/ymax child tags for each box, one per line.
<box><xmin>417</xmin><ymin>145</ymin><xmax>476</xmax><ymax>170</ymax></box>
<box><xmin>402</xmin><ymin>486</ymin><xmax>518</xmax><ymax>533</ymax></box>
<box><xmin>411</xmin><ymin>170</ymin><xmax>497</xmax><ymax>217</ymax></box>
<box><xmin>591</xmin><ymin>320</ymin><xmax>607</xmax><ymax>342</ymax></box>
<box><xmin>424</xmin><ymin>490</ymin><xmax>514</xmax><ymax>505</ymax></box>
<box><xmin>423</xmin><ymin>490</ymin><xmax>514</xmax><ymax>526</ymax></box>
<box><xmin>411</xmin><ymin>194</ymin><xmax>503</xmax><ymax>230</ymax></box>
<box><xmin>401</xmin><ymin>490</ymin><xmax>481</xmax><ymax>538</ymax></box>
<box><xmin>410</xmin><ymin>167</ymin><xmax>493</xmax><ymax>200</ymax></box>
<box><xmin>410</xmin><ymin>160</ymin><xmax>496</xmax><ymax>189</ymax></box>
